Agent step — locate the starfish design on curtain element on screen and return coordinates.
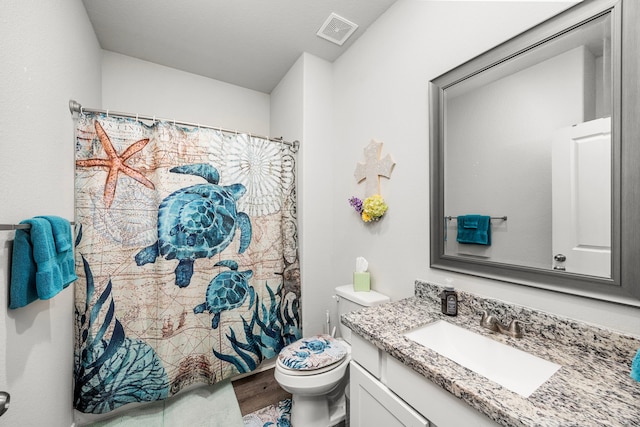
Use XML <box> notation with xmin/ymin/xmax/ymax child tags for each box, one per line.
<box><xmin>76</xmin><ymin>121</ymin><xmax>155</xmax><ymax>208</ymax></box>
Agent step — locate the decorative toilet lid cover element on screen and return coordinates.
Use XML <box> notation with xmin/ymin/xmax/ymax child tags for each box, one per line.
<box><xmin>278</xmin><ymin>334</ymin><xmax>347</xmax><ymax>371</ymax></box>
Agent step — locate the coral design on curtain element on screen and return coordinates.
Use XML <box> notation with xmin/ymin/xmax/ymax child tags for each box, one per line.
<box><xmin>73</xmin><ymin>114</ymin><xmax>301</xmax><ymax>414</ymax></box>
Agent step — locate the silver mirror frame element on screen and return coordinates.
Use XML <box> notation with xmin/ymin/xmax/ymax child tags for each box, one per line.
<box><xmin>429</xmin><ymin>0</ymin><xmax>640</xmax><ymax>305</ymax></box>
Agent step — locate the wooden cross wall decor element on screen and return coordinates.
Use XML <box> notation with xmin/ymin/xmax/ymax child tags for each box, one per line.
<box><xmin>354</xmin><ymin>140</ymin><xmax>395</xmax><ymax>197</ymax></box>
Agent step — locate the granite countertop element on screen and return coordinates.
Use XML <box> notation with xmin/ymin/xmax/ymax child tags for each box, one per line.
<box><xmin>341</xmin><ymin>281</ymin><xmax>640</xmax><ymax>427</ymax></box>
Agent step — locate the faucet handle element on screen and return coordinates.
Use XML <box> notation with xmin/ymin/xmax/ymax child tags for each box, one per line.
<box><xmin>506</xmin><ymin>319</ymin><xmax>524</xmax><ymax>338</ymax></box>
<box><xmin>479</xmin><ymin>310</ymin><xmax>500</xmax><ymax>332</ymax></box>
<box><xmin>479</xmin><ymin>309</ymin><xmax>493</xmax><ymax>319</ymax></box>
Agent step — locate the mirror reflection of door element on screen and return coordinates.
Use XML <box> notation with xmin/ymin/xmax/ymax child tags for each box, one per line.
<box><xmin>552</xmin><ymin>117</ymin><xmax>611</xmax><ymax>277</ymax></box>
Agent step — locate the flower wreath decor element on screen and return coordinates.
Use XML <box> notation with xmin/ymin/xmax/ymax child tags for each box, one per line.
<box><xmin>349</xmin><ymin>194</ymin><xmax>388</xmax><ymax>222</ymax></box>
<box><xmin>350</xmin><ymin>140</ymin><xmax>395</xmax><ymax>223</ymax></box>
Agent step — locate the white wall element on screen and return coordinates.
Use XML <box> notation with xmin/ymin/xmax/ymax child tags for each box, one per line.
<box><xmin>271</xmin><ymin>53</ymin><xmax>335</xmax><ymax>336</ymax></box>
<box><xmin>298</xmin><ymin>54</ymin><xmax>335</xmax><ymax>336</ymax></box>
<box><xmin>0</xmin><ymin>1</ymin><xmax>102</xmax><ymax>426</ymax></box>
<box><xmin>271</xmin><ymin>56</ymin><xmax>304</xmax><ymax>143</ymax></box>
<box><xmin>101</xmin><ymin>51</ymin><xmax>271</xmax><ymax>135</ymax></box>
<box><xmin>330</xmin><ymin>0</ymin><xmax>640</xmax><ymax>335</ymax></box>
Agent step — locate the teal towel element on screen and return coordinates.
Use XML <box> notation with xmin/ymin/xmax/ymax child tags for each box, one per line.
<box><xmin>9</xmin><ymin>226</ymin><xmax>38</xmax><ymax>307</ymax></box>
<box><xmin>9</xmin><ymin>217</ymin><xmax>77</xmax><ymax>309</ymax></box>
<box><xmin>463</xmin><ymin>215</ymin><xmax>479</xmax><ymax>229</ymax></box>
<box><xmin>631</xmin><ymin>348</ymin><xmax>640</xmax><ymax>382</ymax></box>
<box><xmin>36</xmin><ymin>215</ymin><xmax>72</xmax><ymax>253</ymax></box>
<box><xmin>39</xmin><ymin>216</ymin><xmax>77</xmax><ymax>291</ymax></box>
<box><xmin>457</xmin><ymin>215</ymin><xmax>491</xmax><ymax>245</ymax></box>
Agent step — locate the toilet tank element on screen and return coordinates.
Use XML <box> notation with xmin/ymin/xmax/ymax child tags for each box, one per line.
<box><xmin>334</xmin><ymin>284</ymin><xmax>390</xmax><ymax>344</ymax></box>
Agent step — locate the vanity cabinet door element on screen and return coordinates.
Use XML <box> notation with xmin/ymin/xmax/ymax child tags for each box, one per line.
<box><xmin>386</xmin><ymin>357</ymin><xmax>501</xmax><ymax>427</ymax></box>
<box><xmin>350</xmin><ymin>361</ymin><xmax>430</xmax><ymax>427</ymax></box>
<box><xmin>351</xmin><ymin>332</ymin><xmax>383</xmax><ymax>378</ymax></box>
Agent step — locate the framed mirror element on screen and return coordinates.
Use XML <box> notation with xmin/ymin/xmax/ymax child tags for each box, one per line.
<box><xmin>429</xmin><ymin>0</ymin><xmax>640</xmax><ymax>304</ymax></box>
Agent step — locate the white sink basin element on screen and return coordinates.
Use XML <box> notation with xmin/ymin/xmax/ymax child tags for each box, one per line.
<box><xmin>404</xmin><ymin>320</ymin><xmax>560</xmax><ymax>397</ymax></box>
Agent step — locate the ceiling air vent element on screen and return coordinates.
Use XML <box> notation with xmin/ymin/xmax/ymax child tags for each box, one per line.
<box><xmin>317</xmin><ymin>13</ymin><xmax>358</xmax><ymax>46</ymax></box>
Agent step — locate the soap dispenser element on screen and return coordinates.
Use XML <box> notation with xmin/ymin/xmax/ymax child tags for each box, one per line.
<box><xmin>440</xmin><ymin>286</ymin><xmax>458</xmax><ymax>316</ymax></box>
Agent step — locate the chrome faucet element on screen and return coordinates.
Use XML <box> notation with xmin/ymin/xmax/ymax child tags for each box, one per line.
<box><xmin>480</xmin><ymin>310</ymin><xmax>524</xmax><ymax>338</ymax></box>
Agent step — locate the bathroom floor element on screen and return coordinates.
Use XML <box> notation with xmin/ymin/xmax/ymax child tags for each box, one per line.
<box><xmin>232</xmin><ymin>368</ymin><xmax>291</xmax><ymax>415</ymax></box>
<box><xmin>232</xmin><ymin>368</ymin><xmax>291</xmax><ymax>426</ymax></box>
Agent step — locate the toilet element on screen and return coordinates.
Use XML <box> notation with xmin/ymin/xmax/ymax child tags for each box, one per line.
<box><xmin>274</xmin><ymin>284</ymin><xmax>390</xmax><ymax>427</ymax></box>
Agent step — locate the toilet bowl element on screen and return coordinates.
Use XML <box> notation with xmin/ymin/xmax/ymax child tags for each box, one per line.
<box><xmin>274</xmin><ymin>285</ymin><xmax>390</xmax><ymax>427</ymax></box>
<box><xmin>275</xmin><ymin>335</ymin><xmax>350</xmax><ymax>427</ymax></box>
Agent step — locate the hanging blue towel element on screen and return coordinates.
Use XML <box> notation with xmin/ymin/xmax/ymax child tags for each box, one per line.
<box><xmin>38</xmin><ymin>216</ymin><xmax>77</xmax><ymax>289</ymax></box>
<box><xmin>36</xmin><ymin>215</ymin><xmax>72</xmax><ymax>253</ymax></box>
<box><xmin>631</xmin><ymin>348</ymin><xmax>640</xmax><ymax>382</ymax></box>
<box><xmin>9</xmin><ymin>216</ymin><xmax>77</xmax><ymax>309</ymax></box>
<box><xmin>456</xmin><ymin>214</ymin><xmax>491</xmax><ymax>245</ymax></box>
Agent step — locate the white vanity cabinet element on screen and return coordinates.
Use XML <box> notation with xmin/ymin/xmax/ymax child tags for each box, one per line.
<box><xmin>350</xmin><ymin>362</ymin><xmax>429</xmax><ymax>427</ymax></box>
<box><xmin>349</xmin><ymin>333</ymin><xmax>500</xmax><ymax>427</ymax></box>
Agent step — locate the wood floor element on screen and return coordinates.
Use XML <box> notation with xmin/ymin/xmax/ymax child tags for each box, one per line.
<box><xmin>232</xmin><ymin>368</ymin><xmax>291</xmax><ymax>416</ymax></box>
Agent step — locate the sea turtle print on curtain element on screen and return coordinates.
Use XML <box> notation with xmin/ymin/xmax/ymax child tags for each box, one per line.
<box><xmin>134</xmin><ymin>162</ymin><xmax>253</xmax><ymax>287</ymax></box>
<box><xmin>74</xmin><ymin>114</ymin><xmax>301</xmax><ymax>414</ymax></box>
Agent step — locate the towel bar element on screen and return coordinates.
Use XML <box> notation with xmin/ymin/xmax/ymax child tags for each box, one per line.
<box><xmin>0</xmin><ymin>222</ymin><xmax>75</xmax><ymax>231</ymax></box>
<box><xmin>445</xmin><ymin>216</ymin><xmax>507</xmax><ymax>221</ymax></box>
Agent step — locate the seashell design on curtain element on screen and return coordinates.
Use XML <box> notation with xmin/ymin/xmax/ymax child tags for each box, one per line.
<box><xmin>73</xmin><ymin>113</ymin><xmax>301</xmax><ymax>414</ymax></box>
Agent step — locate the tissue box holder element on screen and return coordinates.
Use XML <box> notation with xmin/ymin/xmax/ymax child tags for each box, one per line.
<box><xmin>353</xmin><ymin>272</ymin><xmax>370</xmax><ymax>292</ymax></box>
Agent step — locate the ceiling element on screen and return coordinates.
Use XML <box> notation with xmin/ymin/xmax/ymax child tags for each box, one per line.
<box><xmin>82</xmin><ymin>0</ymin><xmax>398</xmax><ymax>94</ymax></box>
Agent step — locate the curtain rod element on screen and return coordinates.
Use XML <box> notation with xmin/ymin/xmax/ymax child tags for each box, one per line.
<box><xmin>68</xmin><ymin>100</ymin><xmax>299</xmax><ymax>151</ymax></box>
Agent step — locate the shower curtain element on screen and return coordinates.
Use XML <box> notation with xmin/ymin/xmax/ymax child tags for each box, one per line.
<box><xmin>73</xmin><ymin>113</ymin><xmax>301</xmax><ymax>414</ymax></box>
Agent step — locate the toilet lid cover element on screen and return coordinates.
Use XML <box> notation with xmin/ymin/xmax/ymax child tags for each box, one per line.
<box><xmin>278</xmin><ymin>334</ymin><xmax>347</xmax><ymax>371</ymax></box>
